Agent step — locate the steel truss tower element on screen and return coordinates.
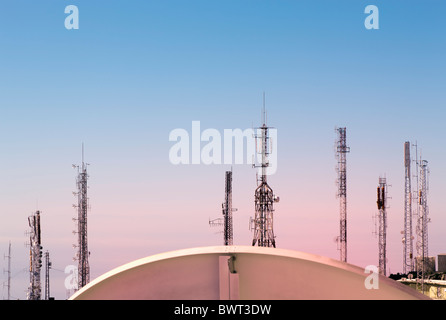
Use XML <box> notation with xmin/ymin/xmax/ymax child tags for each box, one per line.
<box><xmin>403</xmin><ymin>142</ymin><xmax>414</xmax><ymax>274</ymax></box>
<box><xmin>44</xmin><ymin>250</ymin><xmax>52</xmax><ymax>300</ymax></box>
<box><xmin>4</xmin><ymin>241</ymin><xmax>11</xmax><ymax>300</ymax></box>
<box><xmin>251</xmin><ymin>103</ymin><xmax>279</xmax><ymax>248</ymax></box>
<box><xmin>416</xmin><ymin>159</ymin><xmax>429</xmax><ymax>291</ymax></box>
<box><xmin>209</xmin><ymin>170</ymin><xmax>235</xmax><ymax>246</ymax></box>
<box><xmin>335</xmin><ymin>127</ymin><xmax>350</xmax><ymax>262</ymax></box>
<box><xmin>376</xmin><ymin>178</ymin><xmax>388</xmax><ymax>276</ymax></box>
<box><xmin>27</xmin><ymin>210</ymin><xmax>42</xmax><ymax>300</ymax></box>
<box><xmin>223</xmin><ymin>170</ymin><xmax>234</xmax><ymax>246</ymax></box>
<box><xmin>73</xmin><ymin>145</ymin><xmax>90</xmax><ymax>290</ymax></box>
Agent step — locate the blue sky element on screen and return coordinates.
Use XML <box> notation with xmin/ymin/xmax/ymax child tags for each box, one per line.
<box><xmin>0</xmin><ymin>0</ymin><xmax>445</xmax><ymax>299</ymax></box>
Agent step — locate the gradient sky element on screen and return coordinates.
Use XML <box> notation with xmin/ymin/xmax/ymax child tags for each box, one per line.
<box><xmin>0</xmin><ymin>0</ymin><xmax>445</xmax><ymax>299</ymax></box>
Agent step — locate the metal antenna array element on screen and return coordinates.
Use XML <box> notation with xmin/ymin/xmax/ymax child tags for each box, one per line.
<box><xmin>335</xmin><ymin>127</ymin><xmax>350</xmax><ymax>262</ymax></box>
<box><xmin>402</xmin><ymin>142</ymin><xmax>414</xmax><ymax>274</ymax></box>
<box><xmin>44</xmin><ymin>250</ymin><xmax>52</xmax><ymax>300</ymax></box>
<box><xmin>72</xmin><ymin>144</ymin><xmax>90</xmax><ymax>291</ymax></box>
<box><xmin>3</xmin><ymin>241</ymin><xmax>11</xmax><ymax>300</ymax></box>
<box><xmin>209</xmin><ymin>170</ymin><xmax>236</xmax><ymax>245</ymax></box>
<box><xmin>416</xmin><ymin>159</ymin><xmax>430</xmax><ymax>292</ymax></box>
<box><xmin>250</xmin><ymin>95</ymin><xmax>279</xmax><ymax>248</ymax></box>
<box><xmin>376</xmin><ymin>177</ymin><xmax>388</xmax><ymax>276</ymax></box>
<box><xmin>27</xmin><ymin>210</ymin><xmax>42</xmax><ymax>300</ymax></box>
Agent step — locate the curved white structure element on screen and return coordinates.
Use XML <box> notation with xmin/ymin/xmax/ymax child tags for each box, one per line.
<box><xmin>70</xmin><ymin>246</ymin><xmax>428</xmax><ymax>300</ymax></box>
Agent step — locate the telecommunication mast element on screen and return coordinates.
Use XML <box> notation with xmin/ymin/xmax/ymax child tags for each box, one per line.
<box><xmin>250</xmin><ymin>95</ymin><xmax>279</xmax><ymax>248</ymax></box>
<box><xmin>335</xmin><ymin>127</ymin><xmax>350</xmax><ymax>262</ymax></box>
<box><xmin>72</xmin><ymin>144</ymin><xmax>90</xmax><ymax>290</ymax></box>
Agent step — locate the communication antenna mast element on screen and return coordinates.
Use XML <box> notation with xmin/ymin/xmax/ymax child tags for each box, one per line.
<box><xmin>44</xmin><ymin>250</ymin><xmax>52</xmax><ymax>300</ymax></box>
<box><xmin>209</xmin><ymin>170</ymin><xmax>236</xmax><ymax>245</ymax></box>
<box><xmin>335</xmin><ymin>127</ymin><xmax>350</xmax><ymax>262</ymax></box>
<box><xmin>402</xmin><ymin>142</ymin><xmax>414</xmax><ymax>274</ymax></box>
<box><xmin>27</xmin><ymin>210</ymin><xmax>42</xmax><ymax>300</ymax></box>
<box><xmin>376</xmin><ymin>177</ymin><xmax>388</xmax><ymax>276</ymax></box>
<box><xmin>3</xmin><ymin>241</ymin><xmax>11</xmax><ymax>300</ymax></box>
<box><xmin>223</xmin><ymin>170</ymin><xmax>234</xmax><ymax>246</ymax></box>
<box><xmin>72</xmin><ymin>144</ymin><xmax>90</xmax><ymax>290</ymax></box>
<box><xmin>250</xmin><ymin>94</ymin><xmax>279</xmax><ymax>248</ymax></box>
<box><xmin>416</xmin><ymin>158</ymin><xmax>430</xmax><ymax>292</ymax></box>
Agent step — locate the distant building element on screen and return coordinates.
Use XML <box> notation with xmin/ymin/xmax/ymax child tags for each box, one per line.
<box><xmin>438</xmin><ymin>254</ymin><xmax>446</xmax><ymax>273</ymax></box>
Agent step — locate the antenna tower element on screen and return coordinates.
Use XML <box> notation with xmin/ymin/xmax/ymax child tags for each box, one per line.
<box><xmin>44</xmin><ymin>250</ymin><xmax>52</xmax><ymax>300</ymax></box>
<box><xmin>209</xmin><ymin>170</ymin><xmax>236</xmax><ymax>245</ymax></box>
<box><xmin>376</xmin><ymin>177</ymin><xmax>388</xmax><ymax>276</ymax></box>
<box><xmin>335</xmin><ymin>127</ymin><xmax>350</xmax><ymax>262</ymax></box>
<box><xmin>72</xmin><ymin>144</ymin><xmax>90</xmax><ymax>290</ymax></box>
<box><xmin>3</xmin><ymin>241</ymin><xmax>11</xmax><ymax>300</ymax></box>
<box><xmin>403</xmin><ymin>142</ymin><xmax>414</xmax><ymax>274</ymax></box>
<box><xmin>27</xmin><ymin>210</ymin><xmax>42</xmax><ymax>300</ymax></box>
<box><xmin>223</xmin><ymin>170</ymin><xmax>234</xmax><ymax>245</ymax></box>
<box><xmin>416</xmin><ymin>158</ymin><xmax>430</xmax><ymax>292</ymax></box>
<box><xmin>250</xmin><ymin>94</ymin><xmax>279</xmax><ymax>248</ymax></box>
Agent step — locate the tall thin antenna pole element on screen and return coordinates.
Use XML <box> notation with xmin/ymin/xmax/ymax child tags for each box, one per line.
<box><xmin>416</xmin><ymin>159</ymin><xmax>429</xmax><ymax>293</ymax></box>
<box><xmin>223</xmin><ymin>170</ymin><xmax>234</xmax><ymax>246</ymax></box>
<box><xmin>376</xmin><ymin>177</ymin><xmax>388</xmax><ymax>276</ymax></box>
<box><xmin>44</xmin><ymin>250</ymin><xmax>51</xmax><ymax>300</ymax></box>
<box><xmin>335</xmin><ymin>127</ymin><xmax>350</xmax><ymax>262</ymax></box>
<box><xmin>403</xmin><ymin>141</ymin><xmax>414</xmax><ymax>274</ymax></box>
<box><xmin>209</xmin><ymin>169</ymin><xmax>236</xmax><ymax>246</ymax></box>
<box><xmin>4</xmin><ymin>241</ymin><xmax>11</xmax><ymax>300</ymax></box>
<box><xmin>27</xmin><ymin>211</ymin><xmax>42</xmax><ymax>300</ymax></box>
<box><xmin>73</xmin><ymin>144</ymin><xmax>90</xmax><ymax>291</ymax></box>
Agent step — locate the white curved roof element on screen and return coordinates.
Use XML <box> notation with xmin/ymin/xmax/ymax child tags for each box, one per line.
<box><xmin>70</xmin><ymin>246</ymin><xmax>428</xmax><ymax>300</ymax></box>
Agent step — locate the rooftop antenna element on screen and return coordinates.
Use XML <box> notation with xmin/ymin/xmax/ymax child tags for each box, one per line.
<box><xmin>72</xmin><ymin>143</ymin><xmax>90</xmax><ymax>291</ymax></box>
<box><xmin>402</xmin><ymin>141</ymin><xmax>414</xmax><ymax>274</ymax></box>
<box><xmin>250</xmin><ymin>93</ymin><xmax>279</xmax><ymax>248</ymax></box>
<box><xmin>376</xmin><ymin>177</ymin><xmax>389</xmax><ymax>276</ymax></box>
<box><xmin>416</xmin><ymin>158</ymin><xmax>430</xmax><ymax>293</ymax></box>
<box><xmin>44</xmin><ymin>250</ymin><xmax>52</xmax><ymax>300</ymax></box>
<box><xmin>209</xmin><ymin>169</ymin><xmax>237</xmax><ymax>245</ymax></box>
<box><xmin>335</xmin><ymin>127</ymin><xmax>350</xmax><ymax>262</ymax></box>
<box><xmin>3</xmin><ymin>241</ymin><xmax>11</xmax><ymax>300</ymax></box>
<box><xmin>27</xmin><ymin>211</ymin><xmax>42</xmax><ymax>300</ymax></box>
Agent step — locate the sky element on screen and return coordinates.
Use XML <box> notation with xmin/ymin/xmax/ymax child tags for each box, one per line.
<box><xmin>0</xmin><ymin>0</ymin><xmax>445</xmax><ymax>300</ymax></box>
